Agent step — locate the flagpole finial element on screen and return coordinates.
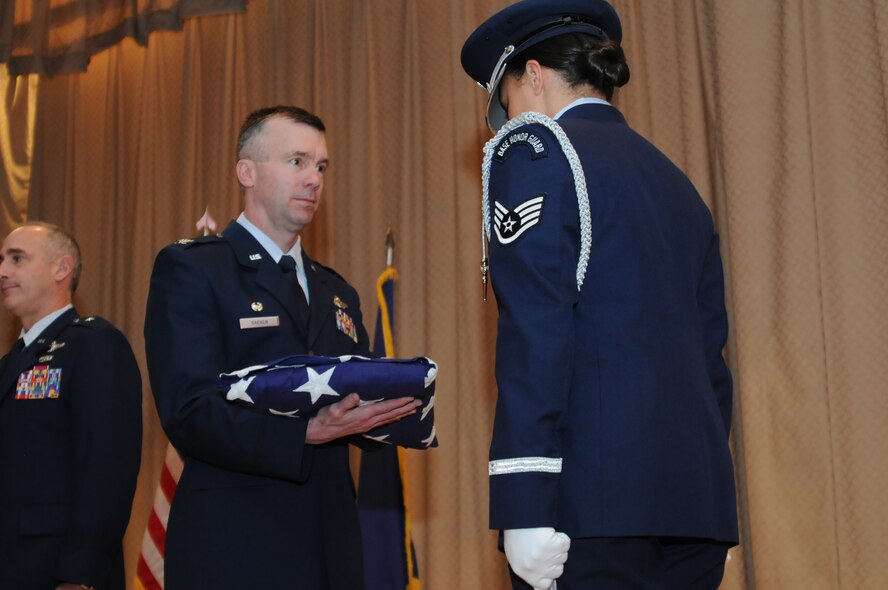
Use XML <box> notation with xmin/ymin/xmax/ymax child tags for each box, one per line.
<box><xmin>196</xmin><ymin>207</ymin><xmax>218</xmax><ymax>237</ymax></box>
<box><xmin>385</xmin><ymin>227</ymin><xmax>395</xmax><ymax>267</ymax></box>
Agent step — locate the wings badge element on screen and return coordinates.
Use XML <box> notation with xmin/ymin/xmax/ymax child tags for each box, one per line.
<box><xmin>493</xmin><ymin>195</ymin><xmax>545</xmax><ymax>245</ymax></box>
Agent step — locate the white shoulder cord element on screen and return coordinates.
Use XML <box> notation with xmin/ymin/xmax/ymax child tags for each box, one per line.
<box><xmin>481</xmin><ymin>112</ymin><xmax>592</xmax><ymax>295</ymax></box>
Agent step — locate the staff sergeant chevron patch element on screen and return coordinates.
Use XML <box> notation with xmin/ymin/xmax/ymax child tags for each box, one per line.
<box><xmin>494</xmin><ymin>195</ymin><xmax>545</xmax><ymax>244</ymax></box>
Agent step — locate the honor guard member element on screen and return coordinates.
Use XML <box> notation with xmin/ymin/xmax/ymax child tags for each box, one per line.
<box><xmin>144</xmin><ymin>106</ymin><xmax>421</xmax><ymax>590</ymax></box>
<box><xmin>462</xmin><ymin>2</ymin><xmax>738</xmax><ymax>589</ymax></box>
<box><xmin>0</xmin><ymin>222</ymin><xmax>142</xmax><ymax>590</ymax></box>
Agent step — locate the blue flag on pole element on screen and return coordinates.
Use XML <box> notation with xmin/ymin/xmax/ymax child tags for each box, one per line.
<box><xmin>358</xmin><ymin>266</ymin><xmax>423</xmax><ymax>590</ymax></box>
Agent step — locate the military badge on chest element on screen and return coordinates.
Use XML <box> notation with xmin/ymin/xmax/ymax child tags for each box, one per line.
<box><xmin>334</xmin><ymin>296</ymin><xmax>358</xmax><ymax>343</ymax></box>
<box><xmin>15</xmin><ymin>365</ymin><xmax>63</xmax><ymax>399</ymax></box>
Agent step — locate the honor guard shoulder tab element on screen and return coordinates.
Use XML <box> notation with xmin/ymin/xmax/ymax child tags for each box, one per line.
<box><xmin>483</xmin><ymin>112</ymin><xmax>593</xmax><ymax>290</ymax></box>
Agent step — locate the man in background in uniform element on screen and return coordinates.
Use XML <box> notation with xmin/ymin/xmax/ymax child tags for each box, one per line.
<box><xmin>0</xmin><ymin>222</ymin><xmax>142</xmax><ymax>590</ymax></box>
<box><xmin>144</xmin><ymin>105</ymin><xmax>420</xmax><ymax>589</ymax></box>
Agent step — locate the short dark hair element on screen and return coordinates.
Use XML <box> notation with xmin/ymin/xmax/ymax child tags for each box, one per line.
<box><xmin>236</xmin><ymin>105</ymin><xmax>326</xmax><ymax>161</ymax></box>
<box><xmin>20</xmin><ymin>221</ymin><xmax>83</xmax><ymax>294</ymax></box>
<box><xmin>504</xmin><ymin>33</ymin><xmax>630</xmax><ymax>101</ymax></box>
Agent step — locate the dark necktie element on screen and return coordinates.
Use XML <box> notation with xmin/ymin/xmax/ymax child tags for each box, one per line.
<box><xmin>1</xmin><ymin>338</ymin><xmax>25</xmax><ymax>390</ymax></box>
<box><xmin>279</xmin><ymin>256</ymin><xmax>310</xmax><ymax>326</ymax></box>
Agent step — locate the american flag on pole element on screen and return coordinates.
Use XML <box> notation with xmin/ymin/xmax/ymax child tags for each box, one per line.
<box><xmin>358</xmin><ymin>264</ymin><xmax>424</xmax><ymax>590</ymax></box>
<box><xmin>133</xmin><ymin>444</ymin><xmax>182</xmax><ymax>590</ymax></box>
<box><xmin>134</xmin><ymin>210</ymin><xmax>213</xmax><ymax>590</ymax></box>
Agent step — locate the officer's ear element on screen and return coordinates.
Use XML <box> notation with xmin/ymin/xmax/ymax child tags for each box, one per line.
<box><xmin>53</xmin><ymin>255</ymin><xmax>74</xmax><ymax>288</ymax></box>
<box><xmin>524</xmin><ymin>60</ymin><xmax>544</xmax><ymax>96</ymax></box>
<box><xmin>236</xmin><ymin>158</ymin><xmax>256</xmax><ymax>189</ymax></box>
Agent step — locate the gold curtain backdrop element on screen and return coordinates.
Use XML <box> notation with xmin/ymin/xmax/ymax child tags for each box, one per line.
<box><xmin>0</xmin><ymin>1</ymin><xmax>886</xmax><ymax>588</ymax></box>
<box><xmin>0</xmin><ymin>0</ymin><xmax>247</xmax><ymax>76</ymax></box>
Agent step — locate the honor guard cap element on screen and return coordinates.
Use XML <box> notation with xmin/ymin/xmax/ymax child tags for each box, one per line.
<box><xmin>461</xmin><ymin>0</ymin><xmax>622</xmax><ymax>132</ymax></box>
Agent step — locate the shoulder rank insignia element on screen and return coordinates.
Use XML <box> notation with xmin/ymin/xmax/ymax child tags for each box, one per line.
<box><xmin>175</xmin><ymin>234</ymin><xmax>225</xmax><ymax>248</ymax></box>
<box><xmin>482</xmin><ymin>112</ymin><xmax>592</xmax><ymax>292</ymax></box>
<box><xmin>494</xmin><ymin>195</ymin><xmax>545</xmax><ymax>244</ymax></box>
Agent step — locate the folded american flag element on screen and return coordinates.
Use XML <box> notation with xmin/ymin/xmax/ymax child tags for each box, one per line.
<box><xmin>218</xmin><ymin>354</ymin><xmax>437</xmax><ymax>449</ymax></box>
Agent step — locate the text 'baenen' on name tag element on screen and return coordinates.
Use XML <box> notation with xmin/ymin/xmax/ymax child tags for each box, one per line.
<box><xmin>239</xmin><ymin>316</ymin><xmax>281</xmax><ymax>329</ymax></box>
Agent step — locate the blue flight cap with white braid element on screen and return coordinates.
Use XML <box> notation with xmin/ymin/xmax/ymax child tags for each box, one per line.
<box><xmin>461</xmin><ymin>0</ymin><xmax>622</xmax><ymax>132</ymax></box>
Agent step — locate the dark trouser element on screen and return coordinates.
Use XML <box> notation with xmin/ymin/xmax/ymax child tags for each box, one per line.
<box><xmin>509</xmin><ymin>536</ymin><xmax>731</xmax><ymax>590</ymax></box>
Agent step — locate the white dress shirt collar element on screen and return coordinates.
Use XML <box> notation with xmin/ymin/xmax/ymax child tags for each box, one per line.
<box><xmin>237</xmin><ymin>213</ymin><xmax>310</xmax><ymax>302</ymax></box>
<box><xmin>236</xmin><ymin>213</ymin><xmax>305</xmax><ymax>272</ymax></box>
<box><xmin>554</xmin><ymin>97</ymin><xmax>611</xmax><ymax>120</ymax></box>
<box><xmin>21</xmin><ymin>303</ymin><xmax>74</xmax><ymax>347</ymax></box>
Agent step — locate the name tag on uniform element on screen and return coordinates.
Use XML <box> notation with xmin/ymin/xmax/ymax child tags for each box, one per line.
<box><xmin>239</xmin><ymin>316</ymin><xmax>280</xmax><ymax>329</ymax></box>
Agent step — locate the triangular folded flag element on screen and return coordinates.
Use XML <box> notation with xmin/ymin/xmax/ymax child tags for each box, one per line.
<box><xmin>219</xmin><ymin>354</ymin><xmax>437</xmax><ymax>449</ymax></box>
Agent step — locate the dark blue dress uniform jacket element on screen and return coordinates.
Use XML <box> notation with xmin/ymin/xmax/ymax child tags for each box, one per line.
<box><xmin>0</xmin><ymin>308</ymin><xmax>142</xmax><ymax>590</ymax></box>
<box><xmin>486</xmin><ymin>103</ymin><xmax>738</xmax><ymax>544</ymax></box>
<box><xmin>144</xmin><ymin>221</ymin><xmax>372</xmax><ymax>590</ymax></box>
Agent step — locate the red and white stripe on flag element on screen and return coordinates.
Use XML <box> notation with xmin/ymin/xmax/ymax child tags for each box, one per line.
<box><xmin>134</xmin><ymin>445</ymin><xmax>183</xmax><ymax>590</ymax></box>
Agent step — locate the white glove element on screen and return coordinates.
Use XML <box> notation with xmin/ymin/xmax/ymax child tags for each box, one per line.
<box><xmin>504</xmin><ymin>527</ymin><xmax>571</xmax><ymax>590</ymax></box>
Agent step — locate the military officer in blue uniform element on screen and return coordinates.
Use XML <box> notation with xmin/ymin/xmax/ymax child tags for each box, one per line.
<box><xmin>0</xmin><ymin>222</ymin><xmax>142</xmax><ymax>590</ymax></box>
<box><xmin>462</xmin><ymin>2</ymin><xmax>738</xmax><ymax>589</ymax></box>
<box><xmin>144</xmin><ymin>106</ymin><xmax>421</xmax><ymax>589</ymax></box>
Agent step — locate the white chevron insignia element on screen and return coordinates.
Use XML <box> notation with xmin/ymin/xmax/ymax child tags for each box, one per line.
<box><xmin>493</xmin><ymin>195</ymin><xmax>545</xmax><ymax>244</ymax></box>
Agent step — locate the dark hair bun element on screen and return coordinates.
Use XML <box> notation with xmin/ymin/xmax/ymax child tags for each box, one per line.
<box><xmin>503</xmin><ymin>33</ymin><xmax>631</xmax><ymax>101</ymax></box>
<box><xmin>582</xmin><ymin>41</ymin><xmax>630</xmax><ymax>89</ymax></box>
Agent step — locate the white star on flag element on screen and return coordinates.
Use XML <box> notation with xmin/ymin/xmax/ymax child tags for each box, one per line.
<box><xmin>421</xmin><ymin>425</ymin><xmax>437</xmax><ymax>448</ymax></box>
<box><xmin>226</xmin><ymin>375</ymin><xmax>257</xmax><ymax>403</ymax></box>
<box><xmin>424</xmin><ymin>363</ymin><xmax>438</xmax><ymax>387</ymax></box>
<box><xmin>364</xmin><ymin>433</ymin><xmax>391</xmax><ymax>444</ymax></box>
<box><xmin>421</xmin><ymin>394</ymin><xmax>435</xmax><ymax>421</ymax></box>
<box><xmin>229</xmin><ymin>364</ymin><xmax>268</xmax><ymax>378</ymax></box>
<box><xmin>294</xmin><ymin>367</ymin><xmax>340</xmax><ymax>404</ymax></box>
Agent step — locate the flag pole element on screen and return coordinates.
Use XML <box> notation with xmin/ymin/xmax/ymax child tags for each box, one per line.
<box><xmin>377</xmin><ymin>228</ymin><xmax>398</xmax><ymax>358</ymax></box>
<box><xmin>385</xmin><ymin>227</ymin><xmax>395</xmax><ymax>267</ymax></box>
<box><xmin>381</xmin><ymin>228</ymin><xmax>421</xmax><ymax>589</ymax></box>
<box><xmin>366</xmin><ymin>228</ymin><xmax>423</xmax><ymax>590</ymax></box>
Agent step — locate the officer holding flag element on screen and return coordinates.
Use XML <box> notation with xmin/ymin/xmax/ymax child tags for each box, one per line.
<box><xmin>144</xmin><ymin>106</ymin><xmax>421</xmax><ymax>589</ymax></box>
